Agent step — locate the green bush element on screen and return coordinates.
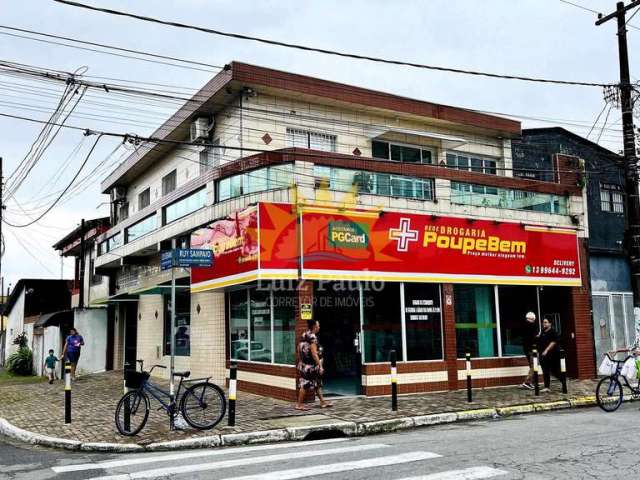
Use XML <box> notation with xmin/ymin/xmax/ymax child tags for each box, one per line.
<box><xmin>7</xmin><ymin>333</ymin><xmax>33</xmax><ymax>376</ymax></box>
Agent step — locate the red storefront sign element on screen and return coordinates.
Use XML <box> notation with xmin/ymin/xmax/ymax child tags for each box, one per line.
<box><xmin>191</xmin><ymin>202</ymin><xmax>581</xmax><ymax>291</ymax></box>
<box><xmin>190</xmin><ymin>206</ymin><xmax>260</xmax><ymax>290</ymax></box>
<box><xmin>300</xmin><ymin>206</ymin><xmax>581</xmax><ymax>286</ymax></box>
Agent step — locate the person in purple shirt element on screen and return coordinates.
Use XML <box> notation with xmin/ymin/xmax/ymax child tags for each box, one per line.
<box><xmin>62</xmin><ymin>327</ymin><xmax>84</xmax><ymax>380</ymax></box>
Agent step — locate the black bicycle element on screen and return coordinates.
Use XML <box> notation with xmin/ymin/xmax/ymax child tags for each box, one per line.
<box><xmin>115</xmin><ymin>360</ymin><xmax>226</xmax><ymax>436</ymax></box>
<box><xmin>596</xmin><ymin>352</ymin><xmax>640</xmax><ymax>412</ymax></box>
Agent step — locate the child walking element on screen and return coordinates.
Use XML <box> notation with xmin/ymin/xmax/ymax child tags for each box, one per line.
<box><xmin>44</xmin><ymin>349</ymin><xmax>59</xmax><ymax>384</ymax></box>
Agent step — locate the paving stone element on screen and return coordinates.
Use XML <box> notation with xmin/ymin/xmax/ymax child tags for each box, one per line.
<box><xmin>0</xmin><ymin>371</ymin><xmax>600</xmax><ymax>446</ymax></box>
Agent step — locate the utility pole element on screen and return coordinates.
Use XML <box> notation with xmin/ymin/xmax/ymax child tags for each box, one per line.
<box><xmin>597</xmin><ymin>1</ymin><xmax>640</xmax><ymax>306</ymax></box>
<box><xmin>0</xmin><ymin>157</ymin><xmax>4</xmax><ymax>298</ymax></box>
<box><xmin>78</xmin><ymin>218</ymin><xmax>85</xmax><ymax>309</ymax></box>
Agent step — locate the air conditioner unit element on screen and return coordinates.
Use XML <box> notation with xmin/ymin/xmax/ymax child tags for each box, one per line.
<box><xmin>111</xmin><ymin>186</ymin><xmax>127</xmax><ymax>203</ymax></box>
<box><xmin>190</xmin><ymin>117</ymin><xmax>213</xmax><ymax>142</ymax></box>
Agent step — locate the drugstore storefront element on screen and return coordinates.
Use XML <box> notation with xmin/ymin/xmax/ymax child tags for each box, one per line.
<box><xmin>191</xmin><ymin>202</ymin><xmax>593</xmax><ymax>400</ymax></box>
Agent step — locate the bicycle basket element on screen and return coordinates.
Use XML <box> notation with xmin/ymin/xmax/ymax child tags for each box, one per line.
<box><xmin>124</xmin><ymin>370</ymin><xmax>149</xmax><ymax>389</ymax></box>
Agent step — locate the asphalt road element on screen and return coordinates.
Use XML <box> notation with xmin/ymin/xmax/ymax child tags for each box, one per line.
<box><xmin>1</xmin><ymin>405</ymin><xmax>638</xmax><ymax>479</ymax></box>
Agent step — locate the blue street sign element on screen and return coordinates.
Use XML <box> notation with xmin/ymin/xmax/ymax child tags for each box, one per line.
<box><xmin>161</xmin><ymin>249</ymin><xmax>213</xmax><ymax>270</ymax></box>
<box><xmin>174</xmin><ymin>248</ymin><xmax>213</xmax><ymax>267</ymax></box>
<box><xmin>160</xmin><ymin>251</ymin><xmax>174</xmax><ymax>271</ymax></box>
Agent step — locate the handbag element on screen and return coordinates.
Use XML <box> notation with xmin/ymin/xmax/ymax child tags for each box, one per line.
<box><xmin>598</xmin><ymin>356</ymin><xmax>617</xmax><ymax>376</ymax></box>
<box><xmin>621</xmin><ymin>357</ymin><xmax>637</xmax><ymax>381</ymax></box>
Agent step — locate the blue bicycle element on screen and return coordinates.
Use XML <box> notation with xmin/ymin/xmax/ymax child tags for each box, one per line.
<box><xmin>596</xmin><ymin>352</ymin><xmax>640</xmax><ymax>412</ymax></box>
<box><xmin>115</xmin><ymin>360</ymin><xmax>226</xmax><ymax>436</ymax></box>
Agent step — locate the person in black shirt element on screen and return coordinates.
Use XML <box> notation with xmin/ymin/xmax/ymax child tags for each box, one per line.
<box><xmin>520</xmin><ymin>311</ymin><xmax>539</xmax><ymax>390</ymax></box>
<box><xmin>538</xmin><ymin>317</ymin><xmax>560</xmax><ymax>392</ymax></box>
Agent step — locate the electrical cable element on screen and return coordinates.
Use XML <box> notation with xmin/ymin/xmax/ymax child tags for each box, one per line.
<box><xmin>5</xmin><ymin>86</ymin><xmax>88</xmax><ymax>200</ymax></box>
<box><xmin>5</xmin><ymin>227</ymin><xmax>57</xmax><ymax>276</ymax></box>
<box><xmin>557</xmin><ymin>0</ymin><xmax>640</xmax><ymax>31</ymax></box>
<box><xmin>0</xmin><ymin>24</ymin><xmax>222</xmax><ymax>70</ymax></box>
<box><xmin>2</xmin><ymin>134</ymin><xmax>103</xmax><ymax>227</ymax></box>
<box><xmin>52</xmin><ymin>0</ymin><xmax>615</xmax><ymax>88</ymax></box>
<box><xmin>597</xmin><ymin>105</ymin><xmax>613</xmax><ymax>144</ymax></box>
<box><xmin>0</xmin><ymin>60</ymin><xmax>627</xmax><ymax>142</ymax></box>
<box><xmin>586</xmin><ymin>103</ymin><xmax>609</xmax><ymax>139</ymax></box>
<box><xmin>0</xmin><ymin>110</ymin><xmax>619</xmax><ymax>180</ymax></box>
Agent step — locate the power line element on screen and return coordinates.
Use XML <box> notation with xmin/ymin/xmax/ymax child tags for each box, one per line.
<box><xmin>52</xmin><ymin>0</ymin><xmax>615</xmax><ymax>88</ymax></box>
<box><xmin>0</xmin><ymin>62</ymin><xmax>626</xmax><ymax>145</ymax></box>
<box><xmin>558</xmin><ymin>0</ymin><xmax>640</xmax><ymax>30</ymax></box>
<box><xmin>5</xmin><ymin>228</ymin><xmax>56</xmax><ymax>276</ymax></box>
<box><xmin>0</xmin><ymin>25</ymin><xmax>222</xmax><ymax>73</ymax></box>
<box><xmin>0</xmin><ymin>110</ymin><xmax>622</xmax><ymax>179</ymax></box>
<box><xmin>2</xmin><ymin>134</ymin><xmax>102</xmax><ymax>227</ymax></box>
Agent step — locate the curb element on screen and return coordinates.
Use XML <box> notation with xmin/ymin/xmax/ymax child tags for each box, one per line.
<box><xmin>0</xmin><ymin>395</ymin><xmax>605</xmax><ymax>453</ymax></box>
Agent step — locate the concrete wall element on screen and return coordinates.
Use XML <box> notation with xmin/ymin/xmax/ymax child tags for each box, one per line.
<box><xmin>74</xmin><ymin>308</ymin><xmax>108</xmax><ymax>375</ymax></box>
<box><xmin>124</xmin><ymin>146</ymin><xmax>202</xmax><ymax>218</ymax></box>
<box><xmin>213</xmin><ymin>92</ymin><xmax>509</xmax><ymax>171</ymax></box>
<box><xmin>133</xmin><ymin>291</ymin><xmax>226</xmax><ymax>385</ymax></box>
<box><xmin>4</xmin><ymin>288</ymin><xmax>25</xmax><ymax>357</ymax></box>
<box><xmin>188</xmin><ymin>290</ymin><xmax>226</xmax><ymax>384</ymax></box>
<box><xmin>136</xmin><ymin>294</ymin><xmax>166</xmax><ymax>371</ymax></box>
<box><xmin>43</xmin><ymin>326</ymin><xmax>61</xmax><ymax>374</ymax></box>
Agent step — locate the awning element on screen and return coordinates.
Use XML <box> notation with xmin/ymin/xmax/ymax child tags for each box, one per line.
<box><xmin>106</xmin><ymin>292</ymin><xmax>139</xmax><ymax>303</ymax></box>
<box><xmin>106</xmin><ymin>285</ymin><xmax>190</xmax><ymax>303</ymax></box>
<box><xmin>367</xmin><ymin>127</ymin><xmax>467</xmax><ymax>149</ymax></box>
<box><xmin>34</xmin><ymin>310</ymin><xmax>73</xmax><ymax>328</ymax></box>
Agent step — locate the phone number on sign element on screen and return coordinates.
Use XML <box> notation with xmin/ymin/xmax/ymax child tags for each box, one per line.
<box><xmin>528</xmin><ymin>265</ymin><xmax>576</xmax><ymax>276</ymax></box>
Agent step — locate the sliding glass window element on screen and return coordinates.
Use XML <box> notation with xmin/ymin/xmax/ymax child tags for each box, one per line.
<box><xmin>163</xmin><ymin>187</ymin><xmax>207</xmax><ymax>225</ymax></box>
<box><xmin>217</xmin><ymin>164</ymin><xmax>293</xmax><ymax>202</ymax></box>
<box><xmin>125</xmin><ymin>215</ymin><xmax>157</xmax><ymax>243</ymax></box>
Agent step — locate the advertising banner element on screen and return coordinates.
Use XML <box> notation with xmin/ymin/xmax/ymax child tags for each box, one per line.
<box><xmin>191</xmin><ymin>202</ymin><xmax>582</xmax><ymax>291</ymax></box>
<box><xmin>300</xmin><ymin>206</ymin><xmax>581</xmax><ymax>286</ymax></box>
<box><xmin>190</xmin><ymin>203</ymin><xmax>298</xmax><ymax>291</ymax></box>
<box><xmin>191</xmin><ymin>206</ymin><xmax>259</xmax><ymax>291</ymax></box>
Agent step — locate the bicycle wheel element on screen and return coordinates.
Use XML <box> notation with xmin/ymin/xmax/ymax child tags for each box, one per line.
<box><xmin>180</xmin><ymin>382</ymin><xmax>226</xmax><ymax>430</ymax></box>
<box><xmin>596</xmin><ymin>376</ymin><xmax>623</xmax><ymax>412</ymax></box>
<box><xmin>115</xmin><ymin>390</ymin><xmax>150</xmax><ymax>436</ymax></box>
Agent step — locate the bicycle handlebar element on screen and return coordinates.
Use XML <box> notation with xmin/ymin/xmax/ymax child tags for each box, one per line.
<box><xmin>605</xmin><ymin>352</ymin><xmax>632</xmax><ymax>363</ymax></box>
<box><xmin>148</xmin><ymin>364</ymin><xmax>167</xmax><ymax>374</ymax></box>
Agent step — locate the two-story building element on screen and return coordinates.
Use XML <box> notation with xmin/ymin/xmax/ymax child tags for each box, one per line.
<box><xmin>94</xmin><ymin>62</ymin><xmax>593</xmax><ymax>400</ymax></box>
<box><xmin>514</xmin><ymin>127</ymin><xmax>636</xmax><ymax>366</ymax></box>
<box><xmin>53</xmin><ymin>217</ymin><xmax>114</xmax><ymax>374</ymax></box>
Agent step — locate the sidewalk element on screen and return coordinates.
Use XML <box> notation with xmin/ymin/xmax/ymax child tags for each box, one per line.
<box><xmin>0</xmin><ymin>371</ymin><xmax>600</xmax><ymax>451</ymax></box>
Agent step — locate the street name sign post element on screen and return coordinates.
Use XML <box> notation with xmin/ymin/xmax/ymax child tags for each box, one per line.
<box><xmin>161</xmin><ymin>245</ymin><xmax>213</xmax><ymax>430</ymax></box>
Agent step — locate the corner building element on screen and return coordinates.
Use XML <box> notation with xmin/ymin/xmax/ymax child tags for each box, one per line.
<box><xmin>96</xmin><ymin>62</ymin><xmax>593</xmax><ymax>400</ymax></box>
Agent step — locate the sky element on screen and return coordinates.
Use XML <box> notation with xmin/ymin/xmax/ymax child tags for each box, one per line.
<box><xmin>0</xmin><ymin>0</ymin><xmax>637</xmax><ymax>291</ymax></box>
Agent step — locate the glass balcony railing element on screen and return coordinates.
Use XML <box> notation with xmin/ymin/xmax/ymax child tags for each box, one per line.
<box><xmin>451</xmin><ymin>182</ymin><xmax>568</xmax><ymax>215</ymax></box>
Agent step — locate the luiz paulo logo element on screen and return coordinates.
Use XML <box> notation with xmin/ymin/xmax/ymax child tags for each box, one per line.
<box><xmin>389</xmin><ymin>218</ymin><xmax>419</xmax><ymax>252</ymax></box>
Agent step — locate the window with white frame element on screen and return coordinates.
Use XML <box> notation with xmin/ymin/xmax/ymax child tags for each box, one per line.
<box><xmin>372</xmin><ymin>140</ymin><xmax>434</xmax><ymax>164</ymax></box>
<box><xmin>600</xmin><ymin>183</ymin><xmax>624</xmax><ymax>213</ymax></box>
<box><xmin>286</xmin><ymin>128</ymin><xmax>336</xmax><ymax>152</ymax></box>
<box><xmin>446</xmin><ymin>153</ymin><xmax>497</xmax><ymax>175</ymax></box>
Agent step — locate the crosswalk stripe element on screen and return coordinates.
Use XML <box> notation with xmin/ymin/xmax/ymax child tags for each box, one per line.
<box><xmin>52</xmin><ymin>437</ymin><xmax>350</xmax><ymax>473</ymax></box>
<box><xmin>89</xmin><ymin>443</ymin><xmax>393</xmax><ymax>480</ymax></box>
<box><xmin>222</xmin><ymin>451</ymin><xmax>443</xmax><ymax>480</ymax></box>
<box><xmin>394</xmin><ymin>466</ymin><xmax>508</xmax><ymax>480</ymax></box>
